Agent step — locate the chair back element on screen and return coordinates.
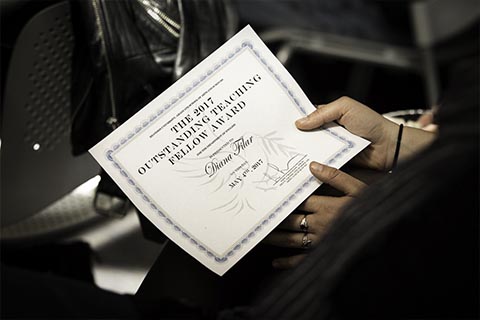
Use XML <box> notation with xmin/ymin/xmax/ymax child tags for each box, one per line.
<box><xmin>1</xmin><ymin>1</ymin><xmax>99</xmax><ymax>227</ymax></box>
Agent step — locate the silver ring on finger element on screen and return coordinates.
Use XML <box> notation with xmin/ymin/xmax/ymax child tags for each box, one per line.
<box><xmin>301</xmin><ymin>233</ymin><xmax>312</xmax><ymax>249</ymax></box>
<box><xmin>300</xmin><ymin>215</ymin><xmax>308</xmax><ymax>232</ymax></box>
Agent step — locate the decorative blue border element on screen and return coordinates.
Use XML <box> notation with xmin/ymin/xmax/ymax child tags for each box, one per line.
<box><xmin>105</xmin><ymin>40</ymin><xmax>355</xmax><ymax>263</ymax></box>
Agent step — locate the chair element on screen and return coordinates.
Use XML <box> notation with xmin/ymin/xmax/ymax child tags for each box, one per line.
<box><xmin>1</xmin><ymin>1</ymin><xmax>100</xmax><ymax>240</ymax></box>
<box><xmin>260</xmin><ymin>0</ymin><xmax>480</xmax><ymax>106</ymax></box>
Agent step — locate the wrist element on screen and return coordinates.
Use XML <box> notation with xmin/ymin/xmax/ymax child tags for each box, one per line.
<box><xmin>398</xmin><ymin>126</ymin><xmax>436</xmax><ymax>162</ymax></box>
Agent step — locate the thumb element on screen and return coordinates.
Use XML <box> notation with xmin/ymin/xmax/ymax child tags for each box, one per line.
<box><xmin>296</xmin><ymin>104</ymin><xmax>339</xmax><ymax>130</ymax></box>
<box><xmin>295</xmin><ymin>99</ymin><xmax>350</xmax><ymax>131</ymax></box>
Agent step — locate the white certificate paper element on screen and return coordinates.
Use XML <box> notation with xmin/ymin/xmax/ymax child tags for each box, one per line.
<box><xmin>90</xmin><ymin>26</ymin><xmax>369</xmax><ymax>276</ymax></box>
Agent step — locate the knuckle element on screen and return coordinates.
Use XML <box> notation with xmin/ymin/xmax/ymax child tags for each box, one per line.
<box><xmin>304</xmin><ymin>196</ymin><xmax>314</xmax><ymax>208</ymax></box>
<box><xmin>337</xmin><ymin>96</ymin><xmax>352</xmax><ymax>105</ymax></box>
<box><xmin>307</xmin><ymin>215</ymin><xmax>320</xmax><ymax>229</ymax></box>
<box><xmin>309</xmin><ymin>108</ymin><xmax>322</xmax><ymax>119</ymax></box>
<box><xmin>325</xmin><ymin>167</ymin><xmax>341</xmax><ymax>183</ymax></box>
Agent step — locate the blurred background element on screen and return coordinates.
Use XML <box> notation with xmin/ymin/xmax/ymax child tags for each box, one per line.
<box><xmin>1</xmin><ymin>0</ymin><xmax>478</xmax><ymax>316</ymax></box>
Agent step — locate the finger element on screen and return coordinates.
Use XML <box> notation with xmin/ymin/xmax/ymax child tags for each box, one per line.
<box><xmin>277</xmin><ymin>214</ymin><xmax>306</xmax><ymax>232</ymax></box>
<box><xmin>263</xmin><ymin>231</ymin><xmax>316</xmax><ymax>249</ymax></box>
<box><xmin>310</xmin><ymin>162</ymin><xmax>366</xmax><ymax>196</ymax></box>
<box><xmin>298</xmin><ymin>195</ymin><xmax>323</xmax><ymax>212</ymax></box>
<box><xmin>272</xmin><ymin>254</ymin><xmax>307</xmax><ymax>269</ymax></box>
<box><xmin>298</xmin><ymin>196</ymin><xmax>350</xmax><ymax>217</ymax></box>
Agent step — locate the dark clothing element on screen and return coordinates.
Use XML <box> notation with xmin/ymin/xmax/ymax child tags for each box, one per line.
<box><xmin>234</xmin><ymin>56</ymin><xmax>479</xmax><ymax>320</ymax></box>
<box><xmin>135</xmin><ymin>241</ymin><xmax>295</xmax><ymax>316</ymax></box>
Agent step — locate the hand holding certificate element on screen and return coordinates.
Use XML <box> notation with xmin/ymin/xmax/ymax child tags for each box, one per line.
<box><xmin>90</xmin><ymin>26</ymin><xmax>370</xmax><ymax>275</ymax></box>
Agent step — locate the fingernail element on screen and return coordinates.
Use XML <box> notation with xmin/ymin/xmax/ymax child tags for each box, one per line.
<box><xmin>310</xmin><ymin>161</ymin><xmax>322</xmax><ymax>172</ymax></box>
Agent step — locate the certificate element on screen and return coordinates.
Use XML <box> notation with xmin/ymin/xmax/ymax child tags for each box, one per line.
<box><xmin>90</xmin><ymin>26</ymin><xmax>369</xmax><ymax>276</ymax></box>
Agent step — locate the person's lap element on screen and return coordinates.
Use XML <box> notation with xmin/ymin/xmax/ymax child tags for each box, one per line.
<box><xmin>136</xmin><ymin>239</ymin><xmax>297</xmax><ymax>313</ymax></box>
